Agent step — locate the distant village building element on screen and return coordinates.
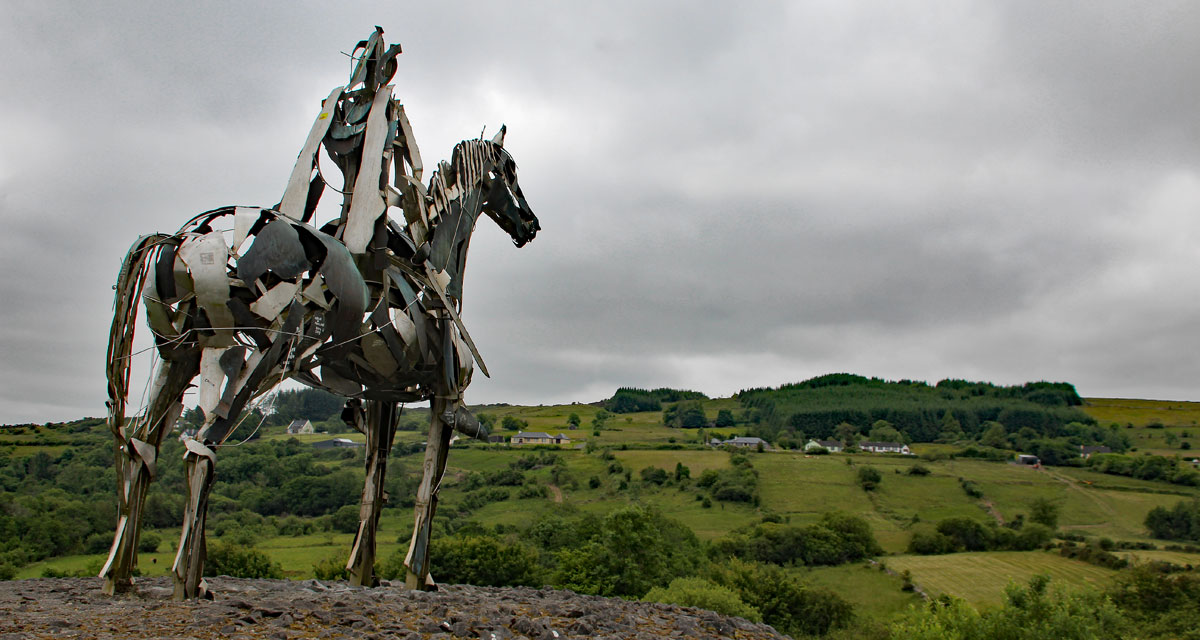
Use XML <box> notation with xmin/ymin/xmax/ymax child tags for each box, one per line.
<box><xmin>1080</xmin><ymin>445</ymin><xmax>1112</xmax><ymax>458</ymax></box>
<box><xmin>511</xmin><ymin>431</ymin><xmax>571</xmax><ymax>446</ymax></box>
<box><xmin>286</xmin><ymin>419</ymin><xmax>314</xmax><ymax>435</ymax></box>
<box><xmin>312</xmin><ymin>437</ymin><xmax>363</xmax><ymax>449</ymax></box>
<box><xmin>804</xmin><ymin>439</ymin><xmax>844</xmax><ymax>453</ymax></box>
<box><xmin>723</xmin><ymin>436</ymin><xmax>770</xmax><ymax>450</ymax></box>
<box><xmin>858</xmin><ymin>441</ymin><xmax>912</xmax><ymax>455</ymax></box>
<box><xmin>1016</xmin><ymin>454</ymin><xmax>1040</xmax><ymax>466</ymax></box>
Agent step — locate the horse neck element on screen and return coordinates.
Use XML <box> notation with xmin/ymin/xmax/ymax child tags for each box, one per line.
<box><xmin>423</xmin><ymin>139</ymin><xmax>496</xmax><ymax>298</ymax></box>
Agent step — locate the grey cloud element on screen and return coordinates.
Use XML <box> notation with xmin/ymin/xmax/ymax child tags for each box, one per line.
<box><xmin>1</xmin><ymin>1</ymin><xmax>1197</xmax><ymax>422</ymax></box>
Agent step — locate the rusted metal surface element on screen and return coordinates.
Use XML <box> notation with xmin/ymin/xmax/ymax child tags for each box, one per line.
<box><xmin>101</xmin><ymin>27</ymin><xmax>539</xmax><ymax>599</ymax></box>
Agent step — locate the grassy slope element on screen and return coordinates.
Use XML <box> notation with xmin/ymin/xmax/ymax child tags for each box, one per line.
<box><xmin>15</xmin><ymin>396</ymin><xmax>1200</xmax><ymax>604</ymax></box>
<box><xmin>1081</xmin><ymin>397</ymin><xmax>1200</xmax><ymax>457</ymax></box>
<box><xmin>883</xmin><ymin>551</ymin><xmax>1116</xmax><ymax>607</ymax></box>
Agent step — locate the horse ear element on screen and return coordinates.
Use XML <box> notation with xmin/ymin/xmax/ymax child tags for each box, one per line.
<box><xmin>491</xmin><ymin>124</ymin><xmax>506</xmax><ymax>147</ymax></box>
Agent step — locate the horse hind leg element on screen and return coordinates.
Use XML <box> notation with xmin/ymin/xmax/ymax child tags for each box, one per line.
<box><xmin>100</xmin><ymin>355</ymin><xmax>197</xmax><ymax>595</ymax></box>
<box><xmin>173</xmin><ymin>436</ymin><xmax>217</xmax><ymax>600</ymax></box>
<box><xmin>347</xmin><ymin>400</ymin><xmax>399</xmax><ymax>587</ymax></box>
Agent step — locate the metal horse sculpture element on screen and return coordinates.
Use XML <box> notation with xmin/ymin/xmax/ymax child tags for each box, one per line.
<box><xmin>100</xmin><ymin>29</ymin><xmax>539</xmax><ymax>599</ymax></box>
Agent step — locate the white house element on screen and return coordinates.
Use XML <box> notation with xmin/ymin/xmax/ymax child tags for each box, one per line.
<box><xmin>859</xmin><ymin>441</ymin><xmax>912</xmax><ymax>455</ymax></box>
<box><xmin>804</xmin><ymin>439</ymin><xmax>844</xmax><ymax>453</ymax></box>
<box><xmin>286</xmin><ymin>419</ymin><xmax>314</xmax><ymax>435</ymax></box>
<box><xmin>512</xmin><ymin>431</ymin><xmax>571</xmax><ymax>446</ymax></box>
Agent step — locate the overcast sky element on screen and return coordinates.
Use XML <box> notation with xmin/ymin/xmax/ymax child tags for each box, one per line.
<box><xmin>1</xmin><ymin>1</ymin><xmax>1198</xmax><ymax>423</ymax></box>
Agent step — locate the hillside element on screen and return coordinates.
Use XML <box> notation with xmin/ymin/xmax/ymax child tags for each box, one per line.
<box><xmin>4</xmin><ymin>384</ymin><xmax>1200</xmax><ymax>637</ymax></box>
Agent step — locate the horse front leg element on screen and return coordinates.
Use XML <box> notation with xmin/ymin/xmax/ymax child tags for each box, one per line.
<box><xmin>347</xmin><ymin>400</ymin><xmax>398</xmax><ymax>586</ymax></box>
<box><xmin>403</xmin><ymin>394</ymin><xmax>454</xmax><ymax>590</ymax></box>
<box><xmin>101</xmin><ymin>356</ymin><xmax>195</xmax><ymax>595</ymax></box>
<box><xmin>172</xmin><ymin>438</ymin><xmax>217</xmax><ymax>600</ymax></box>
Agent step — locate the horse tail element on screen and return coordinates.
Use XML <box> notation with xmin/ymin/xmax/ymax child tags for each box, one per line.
<box><xmin>106</xmin><ymin>234</ymin><xmax>172</xmax><ymax>439</ymax></box>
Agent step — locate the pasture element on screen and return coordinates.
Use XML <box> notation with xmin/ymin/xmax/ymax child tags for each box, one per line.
<box><xmin>882</xmin><ymin>551</ymin><xmax>1117</xmax><ymax>607</ymax></box>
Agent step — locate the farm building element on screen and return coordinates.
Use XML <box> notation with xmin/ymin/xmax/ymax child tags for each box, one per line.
<box><xmin>312</xmin><ymin>438</ymin><xmax>363</xmax><ymax>449</ymax></box>
<box><xmin>859</xmin><ymin>441</ymin><xmax>911</xmax><ymax>455</ymax></box>
<box><xmin>1080</xmin><ymin>445</ymin><xmax>1112</xmax><ymax>458</ymax></box>
<box><xmin>286</xmin><ymin>419</ymin><xmax>314</xmax><ymax>435</ymax></box>
<box><xmin>804</xmin><ymin>439</ymin><xmax>844</xmax><ymax>452</ymax></box>
<box><xmin>512</xmin><ymin>431</ymin><xmax>571</xmax><ymax>446</ymax></box>
<box><xmin>722</xmin><ymin>436</ymin><xmax>771</xmax><ymax>450</ymax></box>
<box><xmin>1016</xmin><ymin>454</ymin><xmax>1040</xmax><ymax>466</ymax></box>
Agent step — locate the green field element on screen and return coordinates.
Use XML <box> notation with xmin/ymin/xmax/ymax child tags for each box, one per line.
<box><xmin>9</xmin><ymin>395</ymin><xmax>1200</xmax><ymax>617</ymax></box>
<box><xmin>1082</xmin><ymin>398</ymin><xmax>1200</xmax><ymax>457</ymax></box>
<box><xmin>883</xmin><ymin>551</ymin><xmax>1117</xmax><ymax>607</ymax></box>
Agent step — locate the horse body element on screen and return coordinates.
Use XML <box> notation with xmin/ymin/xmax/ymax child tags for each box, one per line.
<box><xmin>100</xmin><ymin>29</ymin><xmax>538</xmax><ymax>598</ymax></box>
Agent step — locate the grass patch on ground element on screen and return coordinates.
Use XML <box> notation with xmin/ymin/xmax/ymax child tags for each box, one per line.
<box><xmin>883</xmin><ymin>551</ymin><xmax>1116</xmax><ymax>607</ymax></box>
<box><xmin>797</xmin><ymin>562</ymin><xmax>925</xmax><ymax>622</ymax></box>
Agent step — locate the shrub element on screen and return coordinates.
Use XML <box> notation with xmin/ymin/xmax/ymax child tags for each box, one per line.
<box><xmin>643</xmin><ymin>576</ymin><xmax>761</xmax><ymax>622</ymax></box>
<box><xmin>936</xmin><ymin>517</ymin><xmax>993</xmax><ymax>551</ymax></box>
<box><xmin>331</xmin><ymin>505</ymin><xmax>361</xmax><ymax>534</ymax></box>
<box><xmin>416</xmin><ymin>534</ymin><xmax>540</xmax><ymax>587</ymax></box>
<box><xmin>85</xmin><ymin>532</ymin><xmax>113</xmax><ymax>555</ymax></box>
<box><xmin>204</xmin><ymin>541</ymin><xmax>283</xmax><ymax>579</ymax></box>
<box><xmin>1145</xmin><ymin>499</ymin><xmax>1200</xmax><ymax>541</ymax></box>
<box><xmin>549</xmin><ymin>505</ymin><xmax>705</xmax><ymax>598</ymax></box>
<box><xmin>906</xmin><ymin>464</ymin><xmax>931</xmax><ymax>476</ymax></box>
<box><xmin>312</xmin><ymin>549</ymin><xmax>351</xmax><ymax>580</ymax></box>
<box><xmin>640</xmin><ymin>466</ymin><xmax>669</xmax><ymax>485</ymax></box>
<box><xmin>517</xmin><ymin>484</ymin><xmax>547</xmax><ymax>499</ymax></box>
<box><xmin>138</xmin><ymin>531</ymin><xmax>162</xmax><ymax>553</ymax></box>
<box><xmin>892</xmin><ymin>575</ymin><xmax>1129</xmax><ymax>639</ymax></box>
<box><xmin>1029</xmin><ymin>497</ymin><xmax>1060</xmax><ymax>529</ymax></box>
<box><xmin>909</xmin><ymin>528</ymin><xmax>956</xmax><ymax>555</ymax></box>
<box><xmin>706</xmin><ymin>559</ymin><xmax>853</xmax><ymax>637</ymax></box>
<box><xmin>857</xmin><ymin>466</ymin><xmax>881</xmax><ymax>491</ymax></box>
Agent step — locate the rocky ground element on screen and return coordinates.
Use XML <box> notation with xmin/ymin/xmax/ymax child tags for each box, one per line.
<box><xmin>0</xmin><ymin>577</ymin><xmax>790</xmax><ymax>639</ymax></box>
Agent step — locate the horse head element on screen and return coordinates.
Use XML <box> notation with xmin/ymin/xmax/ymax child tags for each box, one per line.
<box><xmin>481</xmin><ymin>126</ymin><xmax>540</xmax><ymax>247</ymax></box>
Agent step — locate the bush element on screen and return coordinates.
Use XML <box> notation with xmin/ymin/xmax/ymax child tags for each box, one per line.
<box><xmin>312</xmin><ymin>549</ymin><xmax>351</xmax><ymax>580</ymax></box>
<box><xmin>643</xmin><ymin>577</ymin><xmax>761</xmax><ymax>622</ymax></box>
<box><xmin>906</xmin><ymin>464</ymin><xmax>931</xmax><ymax>476</ymax></box>
<box><xmin>640</xmin><ymin>466</ymin><xmax>669</xmax><ymax>485</ymax></box>
<box><xmin>706</xmin><ymin>559</ymin><xmax>853</xmax><ymax>637</ymax></box>
<box><xmin>424</xmin><ymin>534</ymin><xmax>541</xmax><ymax>587</ymax></box>
<box><xmin>137</xmin><ymin>531</ymin><xmax>162</xmax><ymax>553</ymax></box>
<box><xmin>549</xmin><ymin>505</ymin><xmax>705</xmax><ymax>598</ymax></box>
<box><xmin>204</xmin><ymin>541</ymin><xmax>283</xmax><ymax>579</ymax></box>
<box><xmin>936</xmin><ymin>517</ymin><xmax>993</xmax><ymax>552</ymax></box>
<box><xmin>517</xmin><ymin>484</ymin><xmax>547</xmax><ymax>499</ymax></box>
<box><xmin>892</xmin><ymin>575</ymin><xmax>1129</xmax><ymax>639</ymax></box>
<box><xmin>85</xmin><ymin>532</ymin><xmax>113</xmax><ymax>555</ymax></box>
<box><xmin>857</xmin><ymin>466</ymin><xmax>881</xmax><ymax>491</ymax></box>
<box><xmin>331</xmin><ymin>505</ymin><xmax>361</xmax><ymax>534</ymax></box>
<box><xmin>908</xmin><ymin>528</ymin><xmax>956</xmax><ymax>555</ymax></box>
<box><xmin>1145</xmin><ymin>499</ymin><xmax>1200</xmax><ymax>541</ymax></box>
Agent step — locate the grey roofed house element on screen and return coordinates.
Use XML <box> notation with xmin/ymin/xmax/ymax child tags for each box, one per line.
<box><xmin>1080</xmin><ymin>445</ymin><xmax>1112</xmax><ymax>458</ymax></box>
<box><xmin>286</xmin><ymin>419</ymin><xmax>314</xmax><ymax>434</ymax></box>
<box><xmin>312</xmin><ymin>437</ymin><xmax>363</xmax><ymax>449</ymax></box>
<box><xmin>804</xmin><ymin>439</ymin><xmax>844</xmax><ymax>452</ymax></box>
<box><xmin>724</xmin><ymin>436</ymin><xmax>770</xmax><ymax>450</ymax></box>
<box><xmin>859</xmin><ymin>441</ymin><xmax>912</xmax><ymax>454</ymax></box>
<box><xmin>512</xmin><ymin>431</ymin><xmax>571</xmax><ymax>446</ymax></box>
